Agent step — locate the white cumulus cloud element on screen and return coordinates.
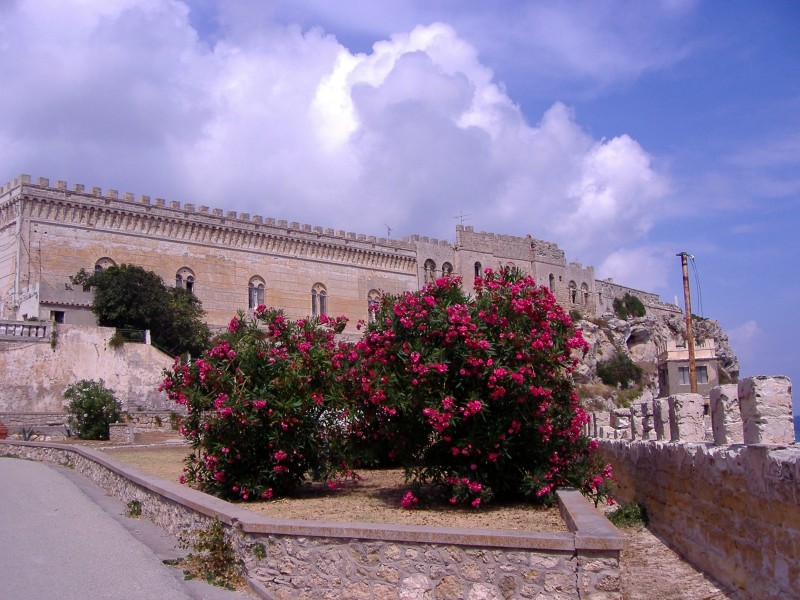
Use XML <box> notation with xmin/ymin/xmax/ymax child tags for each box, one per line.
<box><xmin>0</xmin><ymin>1</ymin><xmax>669</xmax><ymax>272</ymax></box>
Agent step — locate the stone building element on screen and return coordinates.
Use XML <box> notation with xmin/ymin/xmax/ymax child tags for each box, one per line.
<box><xmin>656</xmin><ymin>339</ymin><xmax>720</xmax><ymax>398</ymax></box>
<box><xmin>0</xmin><ymin>174</ymin><xmax>680</xmax><ymax>332</ymax></box>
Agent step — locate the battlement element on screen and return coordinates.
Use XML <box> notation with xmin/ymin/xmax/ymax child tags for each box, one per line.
<box><xmin>2</xmin><ymin>174</ymin><xmax>414</xmax><ymax>251</ymax></box>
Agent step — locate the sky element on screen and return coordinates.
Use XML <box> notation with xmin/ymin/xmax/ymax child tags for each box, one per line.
<box><xmin>1</xmin><ymin>1</ymin><xmax>798</xmax><ymax>409</ymax></box>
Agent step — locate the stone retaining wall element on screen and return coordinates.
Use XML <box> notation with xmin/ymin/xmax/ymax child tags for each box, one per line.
<box><xmin>0</xmin><ymin>440</ymin><xmax>624</xmax><ymax>600</ymax></box>
<box><xmin>598</xmin><ymin>439</ymin><xmax>799</xmax><ymax>600</ymax></box>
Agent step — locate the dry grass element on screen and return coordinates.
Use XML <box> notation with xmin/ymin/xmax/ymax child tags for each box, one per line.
<box><xmin>102</xmin><ymin>444</ymin><xmax>566</xmax><ymax>532</ymax></box>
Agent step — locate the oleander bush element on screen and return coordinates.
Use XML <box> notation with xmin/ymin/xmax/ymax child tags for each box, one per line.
<box><xmin>345</xmin><ymin>268</ymin><xmax>612</xmax><ymax>508</ymax></box>
<box><xmin>161</xmin><ymin>307</ymin><xmax>353</xmax><ymax>501</ymax></box>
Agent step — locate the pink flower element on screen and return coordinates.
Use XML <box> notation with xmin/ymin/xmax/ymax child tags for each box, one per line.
<box><xmin>400</xmin><ymin>491</ymin><xmax>419</xmax><ymax>509</ymax></box>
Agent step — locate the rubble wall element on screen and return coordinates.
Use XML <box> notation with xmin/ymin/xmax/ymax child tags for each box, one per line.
<box><xmin>598</xmin><ymin>439</ymin><xmax>799</xmax><ymax>600</ymax></box>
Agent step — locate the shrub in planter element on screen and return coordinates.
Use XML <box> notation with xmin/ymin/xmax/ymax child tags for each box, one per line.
<box><xmin>346</xmin><ymin>268</ymin><xmax>612</xmax><ymax>507</ymax></box>
<box><xmin>64</xmin><ymin>379</ymin><xmax>122</xmax><ymax>440</ymax></box>
<box><xmin>161</xmin><ymin>307</ymin><xmax>352</xmax><ymax>501</ymax></box>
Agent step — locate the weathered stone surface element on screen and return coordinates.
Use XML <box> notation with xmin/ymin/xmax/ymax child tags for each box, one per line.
<box><xmin>653</xmin><ymin>399</ymin><xmax>669</xmax><ymax>441</ymax></box>
<box><xmin>738</xmin><ymin>376</ymin><xmax>794</xmax><ymax>445</ymax></box>
<box><xmin>668</xmin><ymin>393</ymin><xmax>706</xmax><ymax>442</ymax></box>
<box><xmin>0</xmin><ymin>440</ymin><xmax>623</xmax><ymax>600</ymax></box>
<box><xmin>598</xmin><ymin>439</ymin><xmax>800</xmax><ymax>600</ymax></box>
<box><xmin>709</xmin><ymin>384</ymin><xmax>742</xmax><ymax>445</ymax></box>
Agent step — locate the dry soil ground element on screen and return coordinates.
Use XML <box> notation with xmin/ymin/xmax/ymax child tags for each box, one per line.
<box><xmin>102</xmin><ymin>439</ymin><xmax>734</xmax><ymax>600</ymax></box>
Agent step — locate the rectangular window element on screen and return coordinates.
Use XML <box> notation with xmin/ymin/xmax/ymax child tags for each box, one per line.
<box><xmin>678</xmin><ymin>366</ymin><xmax>708</xmax><ymax>385</ymax></box>
<box><xmin>50</xmin><ymin>311</ymin><xmax>65</xmax><ymax>324</ymax></box>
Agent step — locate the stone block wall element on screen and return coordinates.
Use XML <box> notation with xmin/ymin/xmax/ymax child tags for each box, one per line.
<box><xmin>598</xmin><ymin>440</ymin><xmax>799</xmax><ymax>600</ymax></box>
<box><xmin>0</xmin><ymin>441</ymin><xmax>624</xmax><ymax>600</ymax></box>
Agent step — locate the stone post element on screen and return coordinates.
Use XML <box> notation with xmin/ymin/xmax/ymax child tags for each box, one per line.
<box><xmin>640</xmin><ymin>401</ymin><xmax>654</xmax><ymax>440</ymax></box>
<box><xmin>738</xmin><ymin>376</ymin><xmax>794</xmax><ymax>445</ymax></box>
<box><xmin>668</xmin><ymin>393</ymin><xmax>706</xmax><ymax>442</ymax></box>
<box><xmin>710</xmin><ymin>384</ymin><xmax>742</xmax><ymax>445</ymax></box>
<box><xmin>594</xmin><ymin>411</ymin><xmax>610</xmax><ymax>439</ymax></box>
<box><xmin>611</xmin><ymin>408</ymin><xmax>631</xmax><ymax>439</ymax></box>
<box><xmin>629</xmin><ymin>404</ymin><xmax>642</xmax><ymax>439</ymax></box>
<box><xmin>653</xmin><ymin>399</ymin><xmax>669</xmax><ymax>441</ymax></box>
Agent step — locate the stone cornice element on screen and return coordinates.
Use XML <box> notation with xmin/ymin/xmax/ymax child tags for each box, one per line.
<box><xmin>2</xmin><ymin>175</ymin><xmax>417</xmax><ymax>274</ymax></box>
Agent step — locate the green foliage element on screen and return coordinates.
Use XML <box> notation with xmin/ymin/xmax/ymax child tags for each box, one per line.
<box><xmin>569</xmin><ymin>308</ymin><xmax>583</xmax><ymax>322</ymax></box>
<box><xmin>161</xmin><ymin>308</ymin><xmax>353</xmax><ymax>501</ymax></box>
<box><xmin>597</xmin><ymin>350</ymin><xmax>643</xmax><ymax>390</ymax></box>
<box><xmin>64</xmin><ymin>379</ymin><xmax>122</xmax><ymax>440</ymax></box>
<box><xmin>108</xmin><ymin>330</ymin><xmax>126</xmax><ymax>348</ymax></box>
<box><xmin>608</xmin><ymin>502</ymin><xmax>648</xmax><ymax>528</ymax></box>
<box><xmin>49</xmin><ymin>324</ymin><xmax>58</xmax><ymax>351</ymax></box>
<box><xmin>125</xmin><ymin>499</ymin><xmax>142</xmax><ymax>518</ymax></box>
<box><xmin>346</xmin><ymin>268</ymin><xmax>612</xmax><ymax>507</ymax></box>
<box><xmin>178</xmin><ymin>518</ymin><xmax>243</xmax><ymax>590</ymax></box>
<box><xmin>612</xmin><ymin>293</ymin><xmax>646</xmax><ymax>320</ymax></box>
<box><xmin>19</xmin><ymin>425</ymin><xmax>40</xmax><ymax>441</ymax></box>
<box><xmin>77</xmin><ymin>264</ymin><xmax>211</xmax><ymax>357</ymax></box>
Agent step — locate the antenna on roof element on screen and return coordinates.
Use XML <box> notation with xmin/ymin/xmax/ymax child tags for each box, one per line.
<box><xmin>454</xmin><ymin>212</ymin><xmax>472</xmax><ymax>224</ymax></box>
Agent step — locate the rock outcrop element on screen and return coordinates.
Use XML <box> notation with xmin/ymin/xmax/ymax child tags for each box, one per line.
<box><xmin>575</xmin><ymin>313</ymin><xmax>739</xmax><ymax>409</ymax></box>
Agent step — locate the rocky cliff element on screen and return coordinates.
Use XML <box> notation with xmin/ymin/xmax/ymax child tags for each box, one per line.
<box><xmin>574</xmin><ymin>313</ymin><xmax>739</xmax><ymax>410</ymax></box>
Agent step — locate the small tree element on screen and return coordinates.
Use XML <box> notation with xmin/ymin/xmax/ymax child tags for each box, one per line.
<box><xmin>613</xmin><ymin>293</ymin><xmax>646</xmax><ymax>320</ymax></box>
<box><xmin>160</xmin><ymin>307</ymin><xmax>352</xmax><ymax>501</ymax></box>
<box><xmin>597</xmin><ymin>350</ymin><xmax>643</xmax><ymax>390</ymax></box>
<box><xmin>64</xmin><ymin>379</ymin><xmax>122</xmax><ymax>440</ymax></box>
<box><xmin>78</xmin><ymin>264</ymin><xmax>210</xmax><ymax>357</ymax></box>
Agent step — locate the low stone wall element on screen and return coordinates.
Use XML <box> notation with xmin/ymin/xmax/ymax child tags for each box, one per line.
<box><xmin>0</xmin><ymin>440</ymin><xmax>624</xmax><ymax>599</ymax></box>
<box><xmin>598</xmin><ymin>439</ymin><xmax>799</xmax><ymax>600</ymax></box>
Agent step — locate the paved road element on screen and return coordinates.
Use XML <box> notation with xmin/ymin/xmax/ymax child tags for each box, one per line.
<box><xmin>0</xmin><ymin>457</ymin><xmax>254</xmax><ymax>600</ymax></box>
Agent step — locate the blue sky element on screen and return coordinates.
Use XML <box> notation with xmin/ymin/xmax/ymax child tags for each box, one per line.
<box><xmin>1</xmin><ymin>1</ymin><xmax>798</xmax><ymax>408</ymax></box>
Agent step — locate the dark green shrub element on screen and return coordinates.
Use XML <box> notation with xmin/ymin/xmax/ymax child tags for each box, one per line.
<box><xmin>597</xmin><ymin>350</ymin><xmax>643</xmax><ymax>390</ymax></box>
<box><xmin>64</xmin><ymin>379</ymin><xmax>122</xmax><ymax>440</ymax></box>
<box><xmin>608</xmin><ymin>501</ymin><xmax>648</xmax><ymax>528</ymax></box>
<box><xmin>612</xmin><ymin>293</ymin><xmax>646</xmax><ymax>320</ymax></box>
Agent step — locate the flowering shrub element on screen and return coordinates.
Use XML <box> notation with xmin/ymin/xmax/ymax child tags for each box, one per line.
<box><xmin>347</xmin><ymin>268</ymin><xmax>612</xmax><ymax>507</ymax></box>
<box><xmin>160</xmin><ymin>307</ymin><xmax>352</xmax><ymax>501</ymax></box>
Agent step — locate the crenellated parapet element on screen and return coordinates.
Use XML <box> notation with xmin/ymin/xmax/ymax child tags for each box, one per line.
<box><xmin>3</xmin><ymin>174</ymin><xmax>418</xmax><ymax>274</ymax></box>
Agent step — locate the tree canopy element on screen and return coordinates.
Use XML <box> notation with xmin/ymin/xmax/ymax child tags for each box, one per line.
<box><xmin>76</xmin><ymin>264</ymin><xmax>210</xmax><ymax>357</ymax></box>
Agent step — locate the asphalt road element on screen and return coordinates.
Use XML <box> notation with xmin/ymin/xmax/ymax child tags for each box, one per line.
<box><xmin>0</xmin><ymin>457</ymin><xmax>255</xmax><ymax>600</ymax></box>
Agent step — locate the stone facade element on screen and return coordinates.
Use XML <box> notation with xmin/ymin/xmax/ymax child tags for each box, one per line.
<box><xmin>0</xmin><ymin>441</ymin><xmax>624</xmax><ymax>600</ymax></box>
<box><xmin>0</xmin><ymin>174</ymin><xmax>679</xmax><ymax>332</ymax></box>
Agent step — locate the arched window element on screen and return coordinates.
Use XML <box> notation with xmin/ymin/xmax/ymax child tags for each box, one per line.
<box><xmin>94</xmin><ymin>257</ymin><xmax>116</xmax><ymax>273</ymax></box>
<box><xmin>311</xmin><ymin>283</ymin><xmax>327</xmax><ymax>317</ymax></box>
<box><xmin>474</xmin><ymin>262</ymin><xmax>482</xmax><ymax>278</ymax></box>
<box><xmin>568</xmin><ymin>281</ymin><xmax>577</xmax><ymax>304</ymax></box>
<box><xmin>367</xmin><ymin>289</ymin><xmax>382</xmax><ymax>324</ymax></box>
<box><xmin>176</xmin><ymin>267</ymin><xmax>196</xmax><ymax>293</ymax></box>
<box><xmin>581</xmin><ymin>283</ymin><xmax>590</xmax><ymax>305</ymax></box>
<box><xmin>442</xmin><ymin>262</ymin><xmax>453</xmax><ymax>277</ymax></box>
<box><xmin>549</xmin><ymin>274</ymin><xmax>555</xmax><ymax>293</ymax></box>
<box><xmin>423</xmin><ymin>259</ymin><xmax>436</xmax><ymax>283</ymax></box>
<box><xmin>248</xmin><ymin>276</ymin><xmax>266</xmax><ymax>309</ymax></box>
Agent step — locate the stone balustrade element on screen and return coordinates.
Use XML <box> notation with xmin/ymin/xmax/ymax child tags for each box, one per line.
<box><xmin>0</xmin><ymin>319</ymin><xmax>49</xmax><ymax>339</ymax></box>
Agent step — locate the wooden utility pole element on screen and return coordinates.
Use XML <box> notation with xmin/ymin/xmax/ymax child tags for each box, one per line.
<box><xmin>678</xmin><ymin>252</ymin><xmax>698</xmax><ymax>393</ymax></box>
